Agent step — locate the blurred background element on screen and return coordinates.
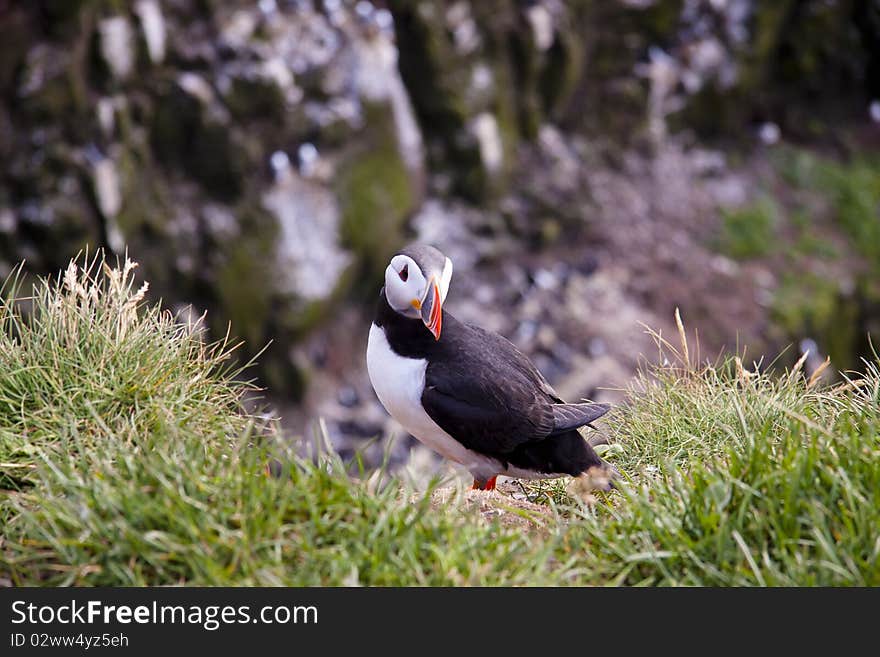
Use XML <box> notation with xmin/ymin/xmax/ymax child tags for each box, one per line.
<box><xmin>1</xmin><ymin>0</ymin><xmax>878</xmax><ymax>467</ymax></box>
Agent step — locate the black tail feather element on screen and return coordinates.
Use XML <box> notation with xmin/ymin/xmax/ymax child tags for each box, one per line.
<box><xmin>550</xmin><ymin>402</ymin><xmax>610</xmax><ymax>435</ymax></box>
<box><xmin>506</xmin><ymin>429</ymin><xmax>604</xmax><ymax>477</ymax></box>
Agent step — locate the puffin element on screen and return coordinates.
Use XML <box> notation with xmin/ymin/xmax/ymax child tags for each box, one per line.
<box><xmin>366</xmin><ymin>244</ymin><xmax>613</xmax><ymax>491</ymax></box>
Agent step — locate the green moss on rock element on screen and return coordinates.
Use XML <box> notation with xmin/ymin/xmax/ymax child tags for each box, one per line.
<box><xmin>772</xmin><ymin>272</ymin><xmax>861</xmax><ymax>371</ymax></box>
<box><xmin>335</xmin><ymin>102</ymin><xmax>418</xmax><ymax>284</ymax></box>
<box><xmin>220</xmin><ymin>195</ymin><xmax>283</xmax><ymax>325</ymax></box>
<box><xmin>223</xmin><ymin>73</ymin><xmax>286</xmax><ymax>123</ymax></box>
<box><xmin>389</xmin><ymin>0</ymin><xmax>506</xmax><ymax>201</ymax></box>
<box><xmin>678</xmin><ymin>0</ymin><xmax>875</xmax><ymax>138</ymax></box>
<box><xmin>215</xmin><ymin>237</ymin><xmax>273</xmax><ymax>350</ymax></box>
<box><xmin>718</xmin><ymin>196</ymin><xmax>779</xmax><ymax>259</ymax></box>
<box><xmin>763</xmin><ymin>147</ymin><xmax>880</xmax><ymax>372</ymax></box>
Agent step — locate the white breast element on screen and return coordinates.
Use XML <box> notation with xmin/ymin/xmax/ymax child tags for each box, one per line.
<box><xmin>366</xmin><ymin>323</ymin><xmax>502</xmax><ymax>478</ymax></box>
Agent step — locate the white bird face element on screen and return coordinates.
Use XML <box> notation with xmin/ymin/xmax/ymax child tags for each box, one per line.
<box><xmin>383</xmin><ymin>247</ymin><xmax>453</xmax><ymax>340</ymax></box>
<box><xmin>385</xmin><ymin>254</ymin><xmax>427</xmax><ymax>319</ymax></box>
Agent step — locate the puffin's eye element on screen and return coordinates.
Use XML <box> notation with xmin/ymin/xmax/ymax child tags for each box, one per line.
<box><xmin>399</xmin><ymin>264</ymin><xmax>409</xmax><ymax>282</ymax></box>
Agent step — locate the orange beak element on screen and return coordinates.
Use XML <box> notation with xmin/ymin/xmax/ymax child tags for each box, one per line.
<box><xmin>419</xmin><ymin>276</ymin><xmax>442</xmax><ymax>340</ymax></box>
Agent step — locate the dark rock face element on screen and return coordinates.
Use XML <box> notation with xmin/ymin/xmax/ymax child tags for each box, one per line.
<box><xmin>1</xmin><ymin>0</ymin><xmax>425</xmax><ymax>397</ymax></box>
<box><xmin>0</xmin><ymin>0</ymin><xmax>877</xmax><ymax>462</ymax></box>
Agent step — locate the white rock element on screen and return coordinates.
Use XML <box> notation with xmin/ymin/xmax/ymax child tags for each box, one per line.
<box><xmin>0</xmin><ymin>208</ymin><xmax>15</xmax><ymax>233</ymax></box>
<box><xmin>355</xmin><ymin>1</ymin><xmax>374</xmax><ymax>19</ymax></box>
<box><xmin>263</xmin><ymin>174</ymin><xmax>352</xmax><ymax>301</ymax></box>
<box><xmin>92</xmin><ymin>156</ymin><xmax>121</xmax><ymax>220</ymax></box>
<box><xmin>526</xmin><ymin>4</ymin><xmax>555</xmax><ymax>52</ymax></box>
<box><xmin>533</xmin><ymin>268</ymin><xmax>557</xmax><ymax>290</ymax></box>
<box><xmin>354</xmin><ymin>34</ymin><xmax>424</xmax><ymax>174</ymax></box>
<box><xmin>445</xmin><ymin>1</ymin><xmax>469</xmax><ymax>27</ymax></box>
<box><xmin>203</xmin><ymin>204</ymin><xmax>239</xmax><ymax>239</ymax></box>
<box><xmin>471</xmin><ymin>63</ymin><xmax>493</xmax><ymax>94</ymax></box>
<box><xmin>222</xmin><ymin>10</ymin><xmax>258</xmax><ymax>48</ymax></box>
<box><xmin>297</xmin><ymin>142</ymin><xmax>319</xmax><ymax>176</ymax></box>
<box><xmin>588</xmin><ymin>338</ymin><xmax>607</xmax><ymax>357</ymax></box>
<box><xmin>758</xmin><ymin>122</ymin><xmax>780</xmax><ymax>145</ymax></box>
<box><xmin>177</xmin><ymin>72</ymin><xmax>215</xmax><ymax>105</ymax></box>
<box><xmin>410</xmin><ymin>198</ymin><xmax>482</xmax><ymax>271</ymax></box>
<box><xmin>639</xmin><ymin>46</ymin><xmax>681</xmax><ymax>143</ymax></box>
<box><xmin>106</xmin><ymin>219</ymin><xmax>126</xmax><ymax>254</ymax></box>
<box><xmin>470</xmin><ymin>112</ymin><xmax>503</xmax><ymax>174</ymax></box>
<box><xmin>353</xmin><ymin>33</ymin><xmax>396</xmax><ymax>101</ymax></box>
<box><xmin>375</xmin><ymin>9</ymin><xmax>393</xmax><ymax>31</ymax></box>
<box><xmin>710</xmin><ymin>254</ymin><xmax>739</xmax><ymax>277</ymax></box>
<box><xmin>452</xmin><ymin>19</ymin><xmax>479</xmax><ymax>55</ymax></box>
<box><xmin>262</xmin><ymin>56</ymin><xmax>294</xmax><ymax>90</ymax></box>
<box><xmin>97</xmin><ymin>97</ymin><xmax>116</xmax><ymax>137</ymax></box>
<box><xmin>135</xmin><ymin>0</ymin><xmax>166</xmax><ymax>64</ymax></box>
<box><xmin>99</xmin><ymin>16</ymin><xmax>135</xmax><ymax>80</ymax></box>
<box><xmin>446</xmin><ymin>2</ymin><xmax>479</xmax><ymax>55</ymax></box>
<box><xmin>270</xmin><ymin>150</ymin><xmax>292</xmax><ymax>179</ymax></box>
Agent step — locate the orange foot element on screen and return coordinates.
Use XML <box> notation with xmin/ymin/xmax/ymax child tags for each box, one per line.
<box><xmin>471</xmin><ymin>476</ymin><xmax>498</xmax><ymax>491</ymax></box>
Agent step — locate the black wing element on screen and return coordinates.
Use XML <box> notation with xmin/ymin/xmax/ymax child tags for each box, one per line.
<box><xmin>420</xmin><ymin>323</ymin><xmax>557</xmax><ymax>456</ymax></box>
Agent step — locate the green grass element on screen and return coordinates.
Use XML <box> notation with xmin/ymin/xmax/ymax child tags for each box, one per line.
<box><xmin>571</xmin><ymin>341</ymin><xmax>880</xmax><ymax>585</ymax></box>
<box><xmin>816</xmin><ymin>159</ymin><xmax>880</xmax><ymax>264</ymax></box>
<box><xmin>716</xmin><ymin>146</ymin><xmax>880</xmax><ymax>371</ymax></box>
<box><xmin>717</xmin><ymin>196</ymin><xmax>779</xmax><ymax>259</ymax></box>
<box><xmin>1</xmin><ymin>257</ymin><xmax>879</xmax><ymax>585</ymax></box>
<box><xmin>0</xmin><ymin>255</ymin><xmax>559</xmax><ymax>586</ymax></box>
<box><xmin>772</xmin><ymin>146</ymin><xmax>880</xmax><ymax>265</ymax></box>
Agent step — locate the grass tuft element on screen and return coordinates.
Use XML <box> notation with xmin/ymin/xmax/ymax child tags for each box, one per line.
<box><xmin>561</xmin><ymin>332</ymin><xmax>880</xmax><ymax>585</ymax></box>
<box><xmin>0</xmin><ymin>253</ymin><xmax>251</xmax><ymax>491</ymax></box>
<box><xmin>1</xmin><ymin>257</ymin><xmax>879</xmax><ymax>586</ymax></box>
<box><xmin>0</xmin><ymin>255</ymin><xmax>563</xmax><ymax>586</ymax></box>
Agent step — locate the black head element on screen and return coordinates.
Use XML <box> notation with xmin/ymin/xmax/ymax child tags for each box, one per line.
<box><xmin>397</xmin><ymin>245</ymin><xmax>448</xmax><ymax>280</ymax></box>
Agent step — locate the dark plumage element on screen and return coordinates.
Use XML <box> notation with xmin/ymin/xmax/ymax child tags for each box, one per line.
<box><xmin>375</xmin><ymin>290</ymin><xmax>610</xmax><ymax>478</ymax></box>
<box><xmin>398</xmin><ymin>244</ymin><xmax>447</xmax><ymax>280</ymax></box>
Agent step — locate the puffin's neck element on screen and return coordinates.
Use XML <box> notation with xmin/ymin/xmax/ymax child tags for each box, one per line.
<box><xmin>374</xmin><ymin>287</ymin><xmax>441</xmax><ymax>359</ymax></box>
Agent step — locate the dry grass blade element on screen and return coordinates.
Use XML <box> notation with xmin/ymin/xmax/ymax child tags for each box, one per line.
<box><xmin>675</xmin><ymin>307</ymin><xmax>690</xmax><ymax>369</ymax></box>
<box><xmin>807</xmin><ymin>357</ymin><xmax>832</xmax><ymax>389</ymax></box>
<box><xmin>789</xmin><ymin>349</ymin><xmax>810</xmax><ymax>381</ymax></box>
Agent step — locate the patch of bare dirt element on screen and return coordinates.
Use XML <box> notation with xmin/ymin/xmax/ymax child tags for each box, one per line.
<box><xmin>429</xmin><ymin>485</ymin><xmax>554</xmax><ymax>530</ymax></box>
